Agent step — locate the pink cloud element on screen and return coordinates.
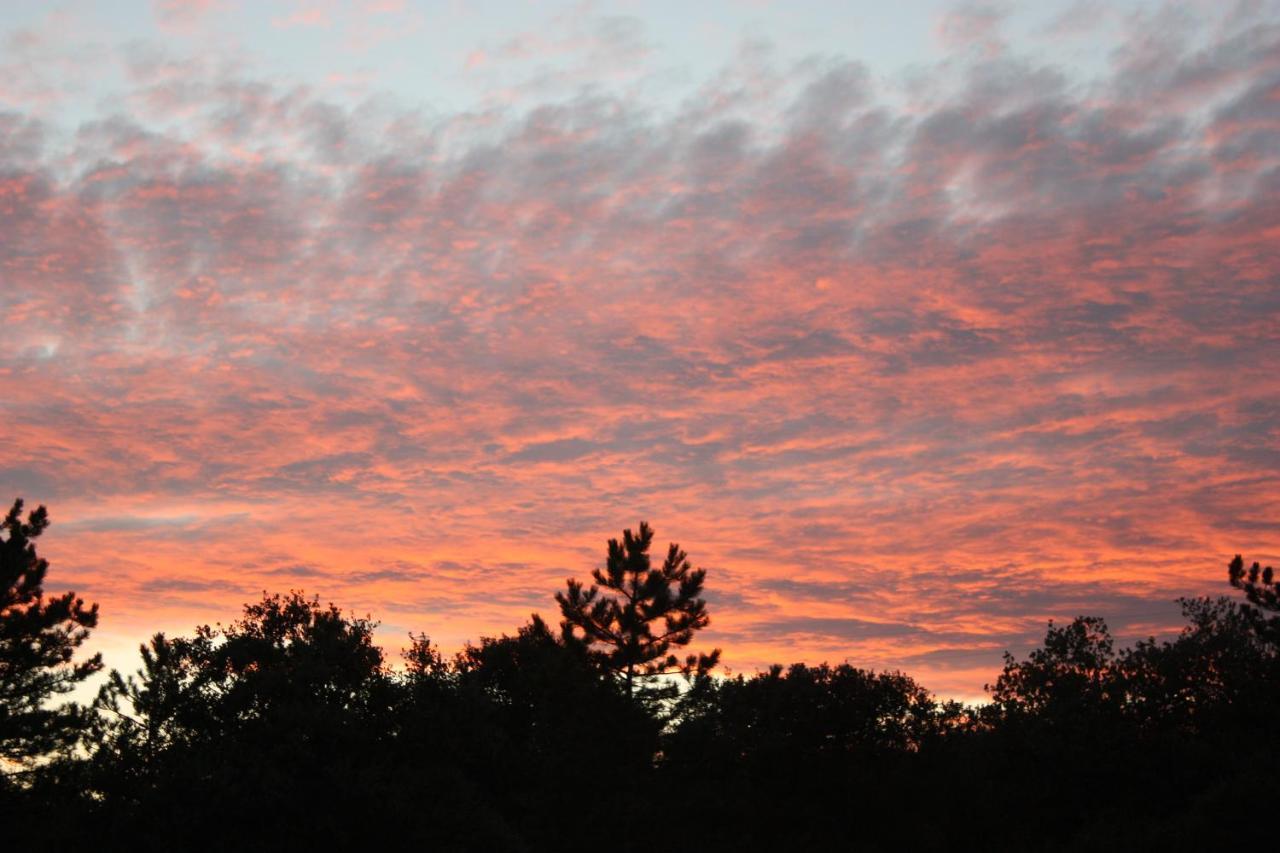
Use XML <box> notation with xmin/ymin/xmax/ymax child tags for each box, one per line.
<box><xmin>154</xmin><ymin>0</ymin><xmax>228</xmax><ymax>32</ymax></box>
<box><xmin>935</xmin><ymin>3</ymin><xmax>1008</xmax><ymax>58</ymax></box>
<box><xmin>272</xmin><ymin>1</ymin><xmax>333</xmax><ymax>29</ymax></box>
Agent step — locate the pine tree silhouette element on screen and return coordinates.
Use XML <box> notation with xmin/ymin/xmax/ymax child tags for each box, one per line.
<box><xmin>0</xmin><ymin>498</ymin><xmax>101</xmax><ymax>765</ymax></box>
<box><xmin>1228</xmin><ymin>554</ymin><xmax>1279</xmax><ymax>611</ymax></box>
<box><xmin>556</xmin><ymin>522</ymin><xmax>719</xmax><ymax>701</ymax></box>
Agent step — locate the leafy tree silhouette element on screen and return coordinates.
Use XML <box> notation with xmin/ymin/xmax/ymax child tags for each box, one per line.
<box><xmin>671</xmin><ymin>662</ymin><xmax>951</xmax><ymax>766</ymax></box>
<box><xmin>662</xmin><ymin>662</ymin><xmax>960</xmax><ymax>852</ymax></box>
<box><xmin>96</xmin><ymin>591</ymin><xmax>387</xmax><ymax>760</ymax></box>
<box><xmin>1122</xmin><ymin>596</ymin><xmax>1277</xmax><ymax>733</ymax></box>
<box><xmin>0</xmin><ymin>498</ymin><xmax>101</xmax><ymax>767</ymax></box>
<box><xmin>90</xmin><ymin>592</ymin><xmax>412</xmax><ymax>849</ymax></box>
<box><xmin>448</xmin><ymin>615</ymin><xmax>660</xmax><ymax>851</ymax></box>
<box><xmin>986</xmin><ymin>615</ymin><xmax>1122</xmax><ymax>727</ymax></box>
<box><xmin>556</xmin><ymin>522</ymin><xmax>719</xmax><ymax>702</ymax></box>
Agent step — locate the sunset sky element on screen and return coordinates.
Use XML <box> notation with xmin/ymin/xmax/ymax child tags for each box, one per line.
<box><xmin>2</xmin><ymin>0</ymin><xmax>1278</xmax><ymax>699</ymax></box>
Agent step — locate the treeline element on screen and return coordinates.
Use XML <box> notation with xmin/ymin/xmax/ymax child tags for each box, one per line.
<box><xmin>3</xmin><ymin>499</ymin><xmax>1278</xmax><ymax>851</ymax></box>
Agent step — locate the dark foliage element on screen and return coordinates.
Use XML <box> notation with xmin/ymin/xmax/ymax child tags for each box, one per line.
<box><xmin>0</xmin><ymin>499</ymin><xmax>100</xmax><ymax>765</ymax></box>
<box><xmin>4</xmin><ymin>500</ymin><xmax>1278</xmax><ymax>851</ymax></box>
<box><xmin>556</xmin><ymin>521</ymin><xmax>720</xmax><ymax>704</ymax></box>
<box><xmin>1229</xmin><ymin>553</ymin><xmax>1279</xmax><ymax>611</ymax></box>
<box><xmin>82</xmin><ymin>592</ymin><xmax>408</xmax><ymax>849</ymax></box>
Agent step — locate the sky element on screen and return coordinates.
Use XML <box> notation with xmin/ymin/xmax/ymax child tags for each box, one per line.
<box><xmin>2</xmin><ymin>0</ymin><xmax>1278</xmax><ymax>700</ymax></box>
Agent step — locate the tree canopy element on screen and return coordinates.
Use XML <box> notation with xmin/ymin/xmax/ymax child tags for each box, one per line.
<box><xmin>3</xmin><ymin>499</ymin><xmax>1278</xmax><ymax>851</ymax></box>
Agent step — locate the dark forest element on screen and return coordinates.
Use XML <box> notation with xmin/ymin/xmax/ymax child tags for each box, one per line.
<box><xmin>3</xmin><ymin>498</ymin><xmax>1278</xmax><ymax>851</ymax></box>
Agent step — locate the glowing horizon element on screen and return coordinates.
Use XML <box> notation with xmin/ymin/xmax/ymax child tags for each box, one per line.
<box><xmin>2</xmin><ymin>0</ymin><xmax>1278</xmax><ymax>699</ymax></box>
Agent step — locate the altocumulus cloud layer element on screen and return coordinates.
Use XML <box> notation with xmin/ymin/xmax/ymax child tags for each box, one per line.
<box><xmin>2</xmin><ymin>2</ymin><xmax>1278</xmax><ymax>695</ymax></box>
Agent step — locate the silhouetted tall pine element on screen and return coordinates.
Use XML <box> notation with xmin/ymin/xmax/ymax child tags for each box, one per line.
<box><xmin>556</xmin><ymin>522</ymin><xmax>719</xmax><ymax>703</ymax></box>
<box><xmin>0</xmin><ymin>498</ymin><xmax>101</xmax><ymax>766</ymax></box>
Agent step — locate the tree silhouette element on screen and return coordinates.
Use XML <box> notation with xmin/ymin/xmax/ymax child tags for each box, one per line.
<box><xmin>97</xmin><ymin>591</ymin><xmax>387</xmax><ymax>756</ymax></box>
<box><xmin>1228</xmin><ymin>554</ymin><xmax>1279</xmax><ymax>611</ymax></box>
<box><xmin>681</xmin><ymin>663</ymin><xmax>949</xmax><ymax>758</ymax></box>
<box><xmin>556</xmin><ymin>522</ymin><xmax>720</xmax><ymax>701</ymax></box>
<box><xmin>450</xmin><ymin>615</ymin><xmax>660</xmax><ymax>849</ymax></box>
<box><xmin>0</xmin><ymin>498</ymin><xmax>101</xmax><ymax>766</ymax></box>
<box><xmin>986</xmin><ymin>615</ymin><xmax>1122</xmax><ymax>728</ymax></box>
<box><xmin>89</xmin><ymin>592</ymin><xmax>404</xmax><ymax>850</ymax></box>
<box><xmin>1122</xmin><ymin>596</ymin><xmax>1277</xmax><ymax>732</ymax></box>
<box><xmin>4</xmin><ymin>528</ymin><xmax>1279</xmax><ymax>851</ymax></box>
<box><xmin>1226</xmin><ymin>554</ymin><xmax>1280</xmax><ymax>651</ymax></box>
